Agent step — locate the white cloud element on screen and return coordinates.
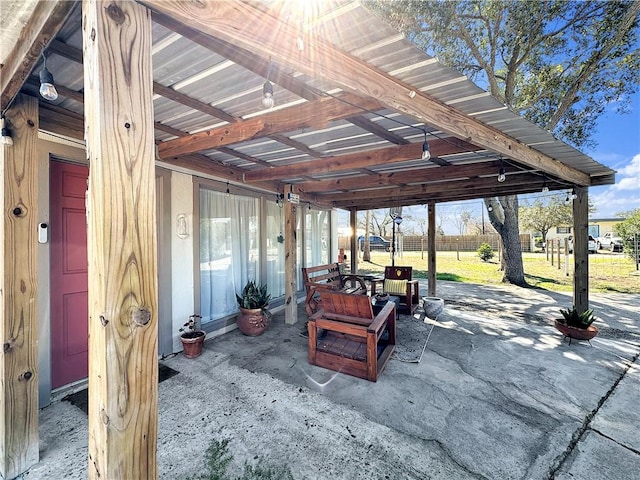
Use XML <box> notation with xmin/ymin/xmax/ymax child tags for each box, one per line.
<box><xmin>590</xmin><ymin>153</ymin><xmax>640</xmax><ymax>217</ymax></box>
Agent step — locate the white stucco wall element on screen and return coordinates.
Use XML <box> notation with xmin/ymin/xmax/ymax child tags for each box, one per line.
<box><xmin>170</xmin><ymin>171</ymin><xmax>195</xmax><ymax>352</ymax></box>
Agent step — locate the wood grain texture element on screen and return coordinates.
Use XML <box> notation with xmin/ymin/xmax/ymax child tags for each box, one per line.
<box><xmin>284</xmin><ymin>186</ymin><xmax>298</xmax><ymax>325</ymax></box>
<box><xmin>140</xmin><ymin>0</ymin><xmax>590</xmax><ymax>186</ymax></box>
<box><xmin>1</xmin><ymin>94</ymin><xmax>39</xmax><ymax>479</ymax></box>
<box><xmin>83</xmin><ymin>1</ymin><xmax>158</xmax><ymax>479</ymax></box>
<box><xmin>0</xmin><ymin>1</ymin><xmax>75</xmax><ymax>110</ymax></box>
<box><xmin>572</xmin><ymin>187</ymin><xmax>589</xmax><ymax>312</ymax></box>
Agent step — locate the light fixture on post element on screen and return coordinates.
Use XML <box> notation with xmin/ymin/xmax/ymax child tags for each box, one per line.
<box><xmin>39</xmin><ymin>54</ymin><xmax>58</xmax><ymax>101</ymax></box>
<box><xmin>497</xmin><ymin>159</ymin><xmax>506</xmax><ymax>183</ymax></box>
<box><xmin>421</xmin><ymin>131</ymin><xmax>430</xmax><ymax>160</ymax></box>
<box><xmin>1</xmin><ymin>115</ymin><xmax>13</xmax><ymax>146</ymax></box>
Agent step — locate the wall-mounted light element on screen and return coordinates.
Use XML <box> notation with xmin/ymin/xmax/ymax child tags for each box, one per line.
<box><xmin>421</xmin><ymin>131</ymin><xmax>430</xmax><ymax>160</ymax></box>
<box><xmin>39</xmin><ymin>54</ymin><xmax>58</xmax><ymax>101</ymax></box>
<box><xmin>0</xmin><ymin>116</ymin><xmax>13</xmax><ymax>146</ymax></box>
<box><xmin>497</xmin><ymin>159</ymin><xmax>506</xmax><ymax>183</ymax></box>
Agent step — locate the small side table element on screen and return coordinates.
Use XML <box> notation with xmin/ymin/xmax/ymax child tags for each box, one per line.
<box><xmin>372</xmin><ymin>295</ymin><xmax>400</xmax><ymax>315</ymax></box>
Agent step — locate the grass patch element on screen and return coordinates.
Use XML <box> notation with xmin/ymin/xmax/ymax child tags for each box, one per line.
<box><xmin>353</xmin><ymin>250</ymin><xmax>640</xmax><ymax>294</ymax></box>
<box><xmin>191</xmin><ymin>437</ymin><xmax>294</xmax><ymax>480</ymax></box>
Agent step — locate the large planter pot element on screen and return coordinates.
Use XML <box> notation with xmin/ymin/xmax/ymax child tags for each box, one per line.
<box><xmin>554</xmin><ymin>320</ymin><xmax>598</xmax><ymax>343</ymax></box>
<box><xmin>180</xmin><ymin>331</ymin><xmax>205</xmax><ymax>358</ymax></box>
<box><xmin>237</xmin><ymin>307</ymin><xmax>270</xmax><ymax>336</ymax></box>
<box><xmin>422</xmin><ymin>297</ymin><xmax>444</xmax><ymax>319</ymax></box>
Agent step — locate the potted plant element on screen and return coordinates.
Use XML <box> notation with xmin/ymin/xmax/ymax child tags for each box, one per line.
<box><xmin>179</xmin><ymin>314</ymin><xmax>205</xmax><ymax>358</ymax></box>
<box><xmin>554</xmin><ymin>306</ymin><xmax>599</xmax><ymax>343</ymax></box>
<box><xmin>236</xmin><ymin>280</ymin><xmax>271</xmax><ymax>336</ymax></box>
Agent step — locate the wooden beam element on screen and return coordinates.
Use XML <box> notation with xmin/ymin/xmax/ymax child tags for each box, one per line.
<box><xmin>0</xmin><ymin>1</ymin><xmax>75</xmax><ymax>111</ymax></box>
<box><xmin>348</xmin><ymin>116</ymin><xmax>410</xmax><ymax>145</ymax></box>
<box><xmin>150</xmin><ymin>10</ymin><xmax>324</xmax><ymax>103</ymax></box>
<box><xmin>299</xmin><ymin>160</ymin><xmax>502</xmax><ymax>193</ymax></box>
<box><xmin>157</xmin><ymin>93</ymin><xmax>381</xmax><ymax>159</ymax></box>
<box><xmin>284</xmin><ymin>186</ymin><xmax>298</xmax><ymax>325</ymax></box>
<box><xmin>140</xmin><ymin>0</ymin><xmax>591</xmax><ymax>186</ymax></box>
<box><xmin>0</xmin><ymin>94</ymin><xmax>40</xmax><ymax>479</ymax></box>
<box><xmin>39</xmin><ymin>102</ymin><xmax>84</xmax><ymax>140</ymax></box>
<box><xmin>244</xmin><ymin>138</ymin><xmax>479</xmax><ymax>183</ymax></box>
<box><xmin>83</xmin><ymin>2</ymin><xmax>158</xmax><ymax>479</ymax></box>
<box><xmin>332</xmin><ymin>175</ymin><xmax>549</xmax><ymax>209</ymax></box>
<box><xmin>152</xmin><ymin>82</ymin><xmax>237</xmax><ymax>124</ymax></box>
<box><xmin>572</xmin><ymin>187</ymin><xmax>589</xmax><ymax>313</ymax></box>
<box><xmin>427</xmin><ymin>202</ymin><xmax>436</xmax><ymax>296</ymax></box>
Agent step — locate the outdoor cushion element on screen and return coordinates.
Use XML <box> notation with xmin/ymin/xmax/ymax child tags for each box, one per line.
<box><xmin>384</xmin><ymin>279</ymin><xmax>407</xmax><ymax>295</ymax></box>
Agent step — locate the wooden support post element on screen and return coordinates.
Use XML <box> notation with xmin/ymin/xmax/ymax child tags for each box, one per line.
<box><xmin>427</xmin><ymin>202</ymin><xmax>436</xmax><ymax>296</ymax></box>
<box><xmin>572</xmin><ymin>187</ymin><xmax>589</xmax><ymax>313</ymax></box>
<box><xmin>83</xmin><ymin>2</ymin><xmax>158</xmax><ymax>479</ymax></box>
<box><xmin>1</xmin><ymin>94</ymin><xmax>39</xmax><ymax>479</ymax></box>
<box><xmin>284</xmin><ymin>186</ymin><xmax>298</xmax><ymax>324</ymax></box>
<box><xmin>349</xmin><ymin>208</ymin><xmax>357</xmax><ymax>274</ymax></box>
<box><xmin>557</xmin><ymin>239</ymin><xmax>561</xmax><ymax>270</ymax></box>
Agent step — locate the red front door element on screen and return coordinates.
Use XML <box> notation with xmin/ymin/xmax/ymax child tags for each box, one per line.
<box><xmin>50</xmin><ymin>161</ymin><xmax>89</xmax><ymax>389</ymax></box>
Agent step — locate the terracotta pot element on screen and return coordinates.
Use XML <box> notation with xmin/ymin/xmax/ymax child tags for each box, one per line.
<box><xmin>180</xmin><ymin>331</ymin><xmax>205</xmax><ymax>358</ymax></box>
<box><xmin>554</xmin><ymin>320</ymin><xmax>598</xmax><ymax>341</ymax></box>
<box><xmin>237</xmin><ymin>307</ymin><xmax>270</xmax><ymax>336</ymax></box>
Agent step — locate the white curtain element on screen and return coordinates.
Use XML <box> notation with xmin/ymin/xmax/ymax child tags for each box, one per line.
<box><xmin>305</xmin><ymin>209</ymin><xmax>329</xmax><ymax>267</ymax></box>
<box><xmin>265</xmin><ymin>200</ymin><xmax>285</xmax><ymax>298</ymax></box>
<box><xmin>199</xmin><ymin>189</ymin><xmax>259</xmax><ymax>324</ymax></box>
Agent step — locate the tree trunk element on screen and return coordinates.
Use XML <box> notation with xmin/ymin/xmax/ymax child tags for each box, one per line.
<box><xmin>486</xmin><ymin>196</ymin><xmax>527</xmax><ymax>286</ymax></box>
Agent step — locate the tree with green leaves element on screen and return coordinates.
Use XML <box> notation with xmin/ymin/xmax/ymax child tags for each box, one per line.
<box><xmin>367</xmin><ymin>0</ymin><xmax>640</xmax><ymax>285</ymax></box>
<box><xmin>614</xmin><ymin>209</ymin><xmax>640</xmax><ymax>260</ymax></box>
<box><xmin>519</xmin><ymin>195</ymin><xmax>595</xmax><ymax>244</ymax></box>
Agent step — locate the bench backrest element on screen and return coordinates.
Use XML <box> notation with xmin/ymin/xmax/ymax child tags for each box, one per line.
<box><xmin>319</xmin><ymin>290</ymin><xmax>374</xmax><ymax>321</ymax></box>
<box><xmin>302</xmin><ymin>263</ymin><xmax>343</xmax><ymax>289</ymax></box>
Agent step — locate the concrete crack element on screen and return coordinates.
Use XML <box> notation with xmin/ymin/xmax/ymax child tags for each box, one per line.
<box><xmin>546</xmin><ymin>350</ymin><xmax>640</xmax><ymax>479</ymax></box>
<box><xmin>590</xmin><ymin>427</ymin><xmax>640</xmax><ymax>456</ymax></box>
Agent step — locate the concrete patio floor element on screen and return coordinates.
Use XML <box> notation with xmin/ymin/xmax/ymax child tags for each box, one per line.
<box><xmin>24</xmin><ymin>281</ymin><xmax>639</xmax><ymax>479</ymax></box>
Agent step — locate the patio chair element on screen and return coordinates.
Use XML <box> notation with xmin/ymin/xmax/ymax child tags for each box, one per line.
<box><xmin>307</xmin><ymin>291</ymin><xmax>396</xmax><ymax>382</ymax></box>
<box><xmin>370</xmin><ymin>266</ymin><xmax>419</xmax><ymax>314</ymax></box>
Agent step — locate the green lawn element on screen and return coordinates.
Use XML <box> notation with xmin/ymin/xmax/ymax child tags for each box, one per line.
<box><xmin>350</xmin><ymin>250</ymin><xmax>640</xmax><ymax>294</ymax></box>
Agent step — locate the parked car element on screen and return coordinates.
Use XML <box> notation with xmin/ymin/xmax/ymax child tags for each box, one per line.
<box><xmin>358</xmin><ymin>235</ymin><xmax>391</xmax><ymax>251</ymax></box>
<box><xmin>596</xmin><ymin>232</ymin><xmax>624</xmax><ymax>252</ymax></box>
<box><xmin>568</xmin><ymin>235</ymin><xmax>597</xmax><ymax>254</ymax></box>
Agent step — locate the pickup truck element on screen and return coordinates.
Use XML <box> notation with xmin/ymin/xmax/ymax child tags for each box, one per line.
<box><xmin>596</xmin><ymin>233</ymin><xmax>624</xmax><ymax>252</ymax></box>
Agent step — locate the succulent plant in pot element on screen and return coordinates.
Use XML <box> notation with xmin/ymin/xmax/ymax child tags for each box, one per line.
<box><xmin>554</xmin><ymin>306</ymin><xmax>598</xmax><ymax>344</ymax></box>
<box><xmin>235</xmin><ymin>280</ymin><xmax>272</xmax><ymax>336</ymax></box>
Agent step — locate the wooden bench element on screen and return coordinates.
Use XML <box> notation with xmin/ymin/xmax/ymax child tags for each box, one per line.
<box><xmin>308</xmin><ymin>291</ymin><xmax>396</xmax><ymax>382</ymax></box>
<box><xmin>302</xmin><ymin>263</ymin><xmax>367</xmax><ymax>317</ymax></box>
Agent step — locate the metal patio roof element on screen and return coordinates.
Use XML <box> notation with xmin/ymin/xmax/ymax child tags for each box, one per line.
<box><xmin>1</xmin><ymin>0</ymin><xmax>615</xmax><ymax>210</ymax></box>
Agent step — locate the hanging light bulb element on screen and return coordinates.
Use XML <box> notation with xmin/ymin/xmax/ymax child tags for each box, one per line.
<box><xmin>262</xmin><ymin>80</ymin><xmax>274</xmax><ymax>109</ymax></box>
<box><xmin>0</xmin><ymin>116</ymin><xmax>13</xmax><ymax>146</ymax></box>
<box><xmin>225</xmin><ymin>180</ymin><xmax>230</xmax><ymax>197</ymax></box>
<box><xmin>541</xmin><ymin>178</ymin><xmax>549</xmax><ymax>193</ymax></box>
<box><xmin>39</xmin><ymin>54</ymin><xmax>58</xmax><ymax>101</ymax></box>
<box><xmin>564</xmin><ymin>191</ymin><xmax>571</xmax><ymax>205</ymax></box>
<box><xmin>421</xmin><ymin>132</ymin><xmax>430</xmax><ymax>160</ymax></box>
<box><xmin>571</xmin><ymin>188</ymin><xmax>577</xmax><ymax>199</ymax></box>
<box><xmin>497</xmin><ymin>160</ymin><xmax>506</xmax><ymax>183</ymax></box>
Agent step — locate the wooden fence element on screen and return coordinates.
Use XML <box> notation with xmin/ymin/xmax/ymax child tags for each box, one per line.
<box><xmin>339</xmin><ymin>234</ymin><xmax>532</xmax><ymax>252</ymax></box>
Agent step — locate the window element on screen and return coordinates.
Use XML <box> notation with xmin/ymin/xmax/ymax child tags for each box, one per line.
<box><xmin>305</xmin><ymin>208</ymin><xmax>330</xmax><ymax>267</ymax></box>
<box><xmin>265</xmin><ymin>200</ymin><xmax>285</xmax><ymax>298</ymax></box>
<box><xmin>199</xmin><ymin>188</ymin><xmax>259</xmax><ymax>325</ymax></box>
<box><xmin>556</xmin><ymin>226</ymin><xmax>572</xmax><ymax>234</ymax></box>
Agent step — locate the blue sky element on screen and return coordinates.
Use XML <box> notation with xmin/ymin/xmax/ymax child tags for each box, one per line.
<box><xmin>587</xmin><ymin>90</ymin><xmax>640</xmax><ymax>219</ymax></box>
